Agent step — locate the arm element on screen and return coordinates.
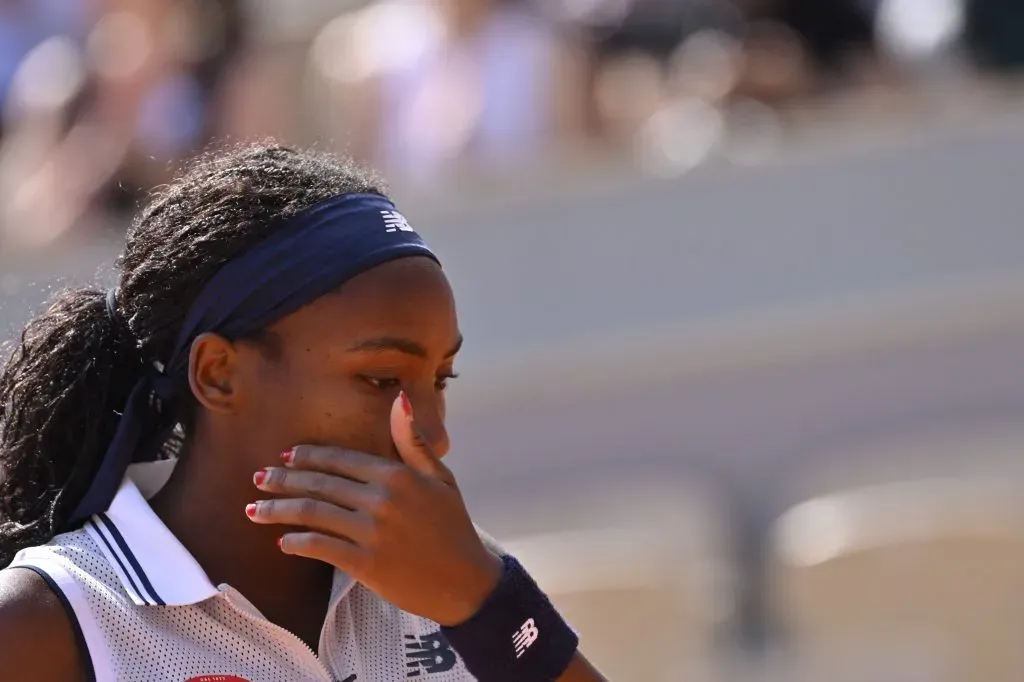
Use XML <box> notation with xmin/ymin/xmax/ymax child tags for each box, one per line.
<box><xmin>0</xmin><ymin>567</ymin><xmax>87</xmax><ymax>682</ymax></box>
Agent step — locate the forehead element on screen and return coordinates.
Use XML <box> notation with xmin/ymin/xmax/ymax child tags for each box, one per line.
<box><xmin>268</xmin><ymin>257</ymin><xmax>458</xmax><ymax>349</ymax></box>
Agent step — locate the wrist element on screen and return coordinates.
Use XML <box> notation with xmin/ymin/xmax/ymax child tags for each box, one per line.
<box><xmin>441</xmin><ymin>554</ymin><xmax>579</xmax><ymax>682</ymax></box>
<box><xmin>437</xmin><ymin>549</ymin><xmax>504</xmax><ymax>627</ymax></box>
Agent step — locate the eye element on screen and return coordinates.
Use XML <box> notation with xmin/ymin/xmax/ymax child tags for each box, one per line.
<box><xmin>358</xmin><ymin>373</ymin><xmax>459</xmax><ymax>392</ymax></box>
<box><xmin>361</xmin><ymin>376</ymin><xmax>401</xmax><ymax>391</ymax></box>
<box><xmin>436</xmin><ymin>372</ymin><xmax>459</xmax><ymax>391</ymax></box>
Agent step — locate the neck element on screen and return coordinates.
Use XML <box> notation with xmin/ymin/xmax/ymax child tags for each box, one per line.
<box><xmin>149</xmin><ymin>439</ymin><xmax>334</xmax><ymax>643</ymax></box>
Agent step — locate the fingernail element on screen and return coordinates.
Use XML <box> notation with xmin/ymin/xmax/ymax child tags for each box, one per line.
<box><xmin>280</xmin><ymin>449</ymin><xmax>294</xmax><ymax>465</ymax></box>
<box><xmin>277</xmin><ymin>536</ymin><xmax>284</xmax><ymax>551</ymax></box>
<box><xmin>245</xmin><ymin>503</ymin><xmax>258</xmax><ymax>518</ymax></box>
<box><xmin>253</xmin><ymin>469</ymin><xmax>268</xmax><ymax>487</ymax></box>
<box><xmin>400</xmin><ymin>391</ymin><xmax>413</xmax><ymax>419</ymax></box>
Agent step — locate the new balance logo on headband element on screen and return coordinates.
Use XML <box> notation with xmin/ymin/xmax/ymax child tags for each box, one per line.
<box><xmin>382</xmin><ymin>210</ymin><xmax>414</xmax><ymax>233</ymax></box>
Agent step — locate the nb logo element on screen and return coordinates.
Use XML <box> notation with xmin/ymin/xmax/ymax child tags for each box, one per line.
<box><xmin>405</xmin><ymin>632</ymin><xmax>458</xmax><ymax>677</ymax></box>
<box><xmin>382</xmin><ymin>210</ymin><xmax>414</xmax><ymax>233</ymax></box>
<box><xmin>513</xmin><ymin>618</ymin><xmax>540</xmax><ymax>659</ymax></box>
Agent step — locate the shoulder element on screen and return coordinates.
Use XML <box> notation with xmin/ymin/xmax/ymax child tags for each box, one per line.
<box><xmin>0</xmin><ymin>566</ymin><xmax>87</xmax><ymax>682</ymax></box>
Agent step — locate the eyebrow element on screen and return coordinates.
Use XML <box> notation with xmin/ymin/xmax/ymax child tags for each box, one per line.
<box><xmin>346</xmin><ymin>335</ymin><xmax>463</xmax><ymax>359</ymax></box>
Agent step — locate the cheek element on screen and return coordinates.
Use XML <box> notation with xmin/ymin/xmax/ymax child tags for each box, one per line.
<box><xmin>308</xmin><ymin>390</ymin><xmax>388</xmax><ymax>454</ymax></box>
<box><xmin>254</xmin><ymin>373</ymin><xmax>395</xmax><ymax>456</ymax></box>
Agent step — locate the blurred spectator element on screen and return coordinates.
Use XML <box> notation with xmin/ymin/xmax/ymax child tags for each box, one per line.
<box><xmin>556</xmin><ymin>0</ymin><xmax>744</xmax><ymax>143</ymax></box>
<box><xmin>1</xmin><ymin>0</ymin><xmax>1021</xmax><ymax>253</ymax></box>
<box><xmin>0</xmin><ymin>0</ymin><xmax>89</xmax><ymax>138</ymax></box>
<box><xmin>746</xmin><ymin>0</ymin><xmax>878</xmax><ymax>77</ymax></box>
<box><xmin>0</xmin><ymin>0</ymin><xmax>92</xmax><ymax>248</ymax></box>
<box><xmin>0</xmin><ymin>0</ymin><xmax>246</xmax><ymax>249</ymax></box>
<box><xmin>722</xmin><ymin>0</ymin><xmax>885</xmax><ymax>105</ymax></box>
<box><xmin>564</xmin><ymin>0</ymin><xmax>884</xmax><ymax>149</ymax></box>
<box><xmin>99</xmin><ymin>0</ymin><xmax>246</xmax><ymax>213</ymax></box>
<box><xmin>309</xmin><ymin>0</ymin><xmax>590</xmax><ymax>184</ymax></box>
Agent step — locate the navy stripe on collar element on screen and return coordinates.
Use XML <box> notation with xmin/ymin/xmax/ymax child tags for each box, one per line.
<box><xmin>95</xmin><ymin>513</ymin><xmax>166</xmax><ymax>606</ymax></box>
<box><xmin>86</xmin><ymin>518</ymin><xmax>152</xmax><ymax>606</ymax></box>
<box><xmin>82</xmin><ymin>474</ymin><xmax>220</xmax><ymax>606</ymax></box>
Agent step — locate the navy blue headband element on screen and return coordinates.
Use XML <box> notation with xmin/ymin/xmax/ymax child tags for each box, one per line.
<box><xmin>67</xmin><ymin>193</ymin><xmax>438</xmax><ymax>526</ymax></box>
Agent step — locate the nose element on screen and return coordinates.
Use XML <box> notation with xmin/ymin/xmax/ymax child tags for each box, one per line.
<box><xmin>406</xmin><ymin>391</ymin><xmax>450</xmax><ymax>458</ymax></box>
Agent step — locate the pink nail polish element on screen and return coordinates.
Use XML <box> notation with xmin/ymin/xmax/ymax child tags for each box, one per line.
<box><xmin>253</xmin><ymin>469</ymin><xmax>268</xmax><ymax>487</ymax></box>
<box><xmin>280</xmin><ymin>449</ymin><xmax>294</xmax><ymax>465</ymax></box>
<box><xmin>245</xmin><ymin>503</ymin><xmax>258</xmax><ymax>518</ymax></box>
<box><xmin>400</xmin><ymin>391</ymin><xmax>413</xmax><ymax>419</ymax></box>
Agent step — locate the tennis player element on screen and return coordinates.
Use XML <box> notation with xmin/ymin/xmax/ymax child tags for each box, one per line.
<box><xmin>0</xmin><ymin>145</ymin><xmax>607</xmax><ymax>681</ymax></box>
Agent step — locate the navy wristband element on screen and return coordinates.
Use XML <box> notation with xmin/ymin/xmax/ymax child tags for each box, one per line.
<box><xmin>441</xmin><ymin>555</ymin><xmax>578</xmax><ymax>682</ymax></box>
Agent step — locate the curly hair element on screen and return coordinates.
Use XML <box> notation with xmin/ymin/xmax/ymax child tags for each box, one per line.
<box><xmin>0</xmin><ymin>142</ymin><xmax>386</xmax><ymax>566</ymax></box>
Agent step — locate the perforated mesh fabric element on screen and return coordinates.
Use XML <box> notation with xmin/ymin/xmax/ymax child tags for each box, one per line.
<box><xmin>10</xmin><ymin>529</ymin><xmax>480</xmax><ymax>681</ymax></box>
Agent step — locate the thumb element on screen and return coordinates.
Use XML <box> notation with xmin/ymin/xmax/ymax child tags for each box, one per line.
<box><xmin>391</xmin><ymin>391</ymin><xmax>446</xmax><ymax>480</ymax></box>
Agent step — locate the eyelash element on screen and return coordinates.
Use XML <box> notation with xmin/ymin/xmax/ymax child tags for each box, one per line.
<box><xmin>361</xmin><ymin>373</ymin><xmax>459</xmax><ymax>392</ymax></box>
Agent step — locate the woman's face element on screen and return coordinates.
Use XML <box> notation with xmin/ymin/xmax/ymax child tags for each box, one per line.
<box><xmin>215</xmin><ymin>256</ymin><xmax>460</xmax><ymax>465</ymax></box>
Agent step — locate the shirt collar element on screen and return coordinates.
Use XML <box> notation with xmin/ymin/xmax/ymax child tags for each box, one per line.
<box><xmin>83</xmin><ymin>468</ymin><xmax>220</xmax><ymax>607</ymax></box>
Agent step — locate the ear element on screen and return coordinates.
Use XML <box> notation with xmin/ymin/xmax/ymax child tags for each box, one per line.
<box><xmin>187</xmin><ymin>332</ymin><xmax>242</xmax><ymax>414</ymax></box>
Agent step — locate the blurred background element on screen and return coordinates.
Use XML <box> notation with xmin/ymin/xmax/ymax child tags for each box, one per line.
<box><xmin>2</xmin><ymin>0</ymin><xmax>1024</xmax><ymax>680</ymax></box>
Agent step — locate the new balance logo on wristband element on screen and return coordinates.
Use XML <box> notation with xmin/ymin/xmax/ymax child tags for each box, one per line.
<box><xmin>441</xmin><ymin>556</ymin><xmax>579</xmax><ymax>681</ymax></box>
<box><xmin>404</xmin><ymin>632</ymin><xmax>458</xmax><ymax>677</ymax></box>
<box><xmin>381</xmin><ymin>210</ymin><xmax>414</xmax><ymax>233</ymax></box>
<box><xmin>512</xmin><ymin>618</ymin><xmax>540</xmax><ymax>658</ymax></box>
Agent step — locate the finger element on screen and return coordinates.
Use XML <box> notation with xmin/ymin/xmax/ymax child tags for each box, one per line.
<box><xmin>255</xmin><ymin>467</ymin><xmax>379</xmax><ymax>510</ymax></box>
<box><xmin>282</xmin><ymin>445</ymin><xmax>388</xmax><ymax>483</ymax></box>
<box><xmin>279</xmin><ymin>531</ymin><xmax>368</xmax><ymax>574</ymax></box>
<box><xmin>246</xmin><ymin>498</ymin><xmax>372</xmax><ymax>543</ymax></box>
<box><xmin>390</xmin><ymin>391</ymin><xmax>450</xmax><ymax>481</ymax></box>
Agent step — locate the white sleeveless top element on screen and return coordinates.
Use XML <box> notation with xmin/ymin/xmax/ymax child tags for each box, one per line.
<box><xmin>6</xmin><ymin>476</ymin><xmax>482</xmax><ymax>682</ymax></box>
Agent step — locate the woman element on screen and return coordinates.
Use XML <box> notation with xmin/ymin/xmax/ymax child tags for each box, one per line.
<box><xmin>0</xmin><ymin>144</ymin><xmax>607</xmax><ymax>681</ymax></box>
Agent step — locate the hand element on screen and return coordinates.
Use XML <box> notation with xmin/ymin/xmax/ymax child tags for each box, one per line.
<box><xmin>246</xmin><ymin>392</ymin><xmax>503</xmax><ymax>626</ymax></box>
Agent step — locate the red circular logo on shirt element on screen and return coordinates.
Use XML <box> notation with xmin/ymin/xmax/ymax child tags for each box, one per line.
<box><xmin>185</xmin><ymin>677</ymin><xmax>253</xmax><ymax>682</ymax></box>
